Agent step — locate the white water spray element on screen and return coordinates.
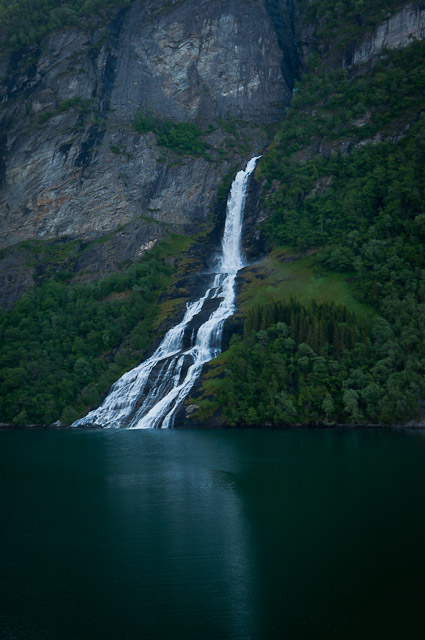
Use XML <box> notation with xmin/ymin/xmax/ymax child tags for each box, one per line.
<box><xmin>73</xmin><ymin>156</ymin><xmax>260</xmax><ymax>429</ymax></box>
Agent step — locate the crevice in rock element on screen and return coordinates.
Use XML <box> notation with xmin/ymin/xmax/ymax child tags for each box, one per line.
<box><xmin>241</xmin><ymin>171</ymin><xmax>268</xmax><ymax>262</ymax></box>
<box><xmin>1</xmin><ymin>46</ymin><xmax>40</xmax><ymax>103</ymax></box>
<box><xmin>264</xmin><ymin>0</ymin><xmax>303</xmax><ymax>91</ymax></box>
<box><xmin>74</xmin><ymin>122</ymin><xmax>105</xmax><ymax>168</ymax></box>
<box><xmin>0</xmin><ymin>131</ymin><xmax>8</xmax><ymax>186</ymax></box>
<box><xmin>99</xmin><ymin>6</ymin><xmax>130</xmax><ymax>113</ymax></box>
<box><xmin>74</xmin><ymin>5</ymin><xmax>130</xmax><ymax>171</ymax></box>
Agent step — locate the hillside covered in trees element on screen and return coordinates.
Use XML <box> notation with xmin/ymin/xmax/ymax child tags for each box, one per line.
<box><xmin>191</xmin><ymin>0</ymin><xmax>425</xmax><ymax>426</ymax></box>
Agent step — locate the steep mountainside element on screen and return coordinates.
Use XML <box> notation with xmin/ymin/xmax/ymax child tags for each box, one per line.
<box><xmin>0</xmin><ymin>0</ymin><xmax>297</xmax><ymax>425</ymax></box>
<box><xmin>0</xmin><ymin>0</ymin><xmax>295</xmax><ymax>314</ymax></box>
<box><xmin>1</xmin><ymin>0</ymin><xmax>425</xmax><ymax>427</ymax></box>
<box><xmin>0</xmin><ymin>0</ymin><xmax>287</xmax><ymax>250</ymax></box>
<box><xmin>189</xmin><ymin>0</ymin><xmax>425</xmax><ymax>428</ymax></box>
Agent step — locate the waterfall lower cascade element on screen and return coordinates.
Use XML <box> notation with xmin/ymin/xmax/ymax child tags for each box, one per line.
<box><xmin>73</xmin><ymin>156</ymin><xmax>260</xmax><ymax>429</ymax></box>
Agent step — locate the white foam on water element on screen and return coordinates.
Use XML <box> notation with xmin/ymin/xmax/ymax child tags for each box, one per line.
<box><xmin>73</xmin><ymin>156</ymin><xmax>260</xmax><ymax>429</ymax></box>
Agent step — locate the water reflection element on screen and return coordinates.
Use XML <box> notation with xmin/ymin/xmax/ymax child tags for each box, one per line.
<box><xmin>100</xmin><ymin>430</ymin><xmax>259</xmax><ymax>639</ymax></box>
<box><xmin>2</xmin><ymin>428</ymin><xmax>425</xmax><ymax>639</ymax></box>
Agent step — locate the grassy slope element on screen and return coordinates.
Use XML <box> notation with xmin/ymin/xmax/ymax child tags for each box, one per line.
<box><xmin>237</xmin><ymin>248</ymin><xmax>374</xmax><ymax>319</ymax></box>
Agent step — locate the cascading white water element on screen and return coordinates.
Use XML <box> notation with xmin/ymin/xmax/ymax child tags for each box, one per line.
<box><xmin>73</xmin><ymin>156</ymin><xmax>260</xmax><ymax>429</ymax></box>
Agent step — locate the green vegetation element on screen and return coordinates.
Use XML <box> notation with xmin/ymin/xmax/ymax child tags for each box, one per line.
<box><xmin>301</xmin><ymin>0</ymin><xmax>407</xmax><ymax>43</ymax></box>
<box><xmin>38</xmin><ymin>96</ymin><xmax>92</xmax><ymax>123</ymax></box>
<box><xmin>133</xmin><ymin>112</ymin><xmax>262</xmax><ymax>161</ymax></box>
<box><xmin>265</xmin><ymin>39</ymin><xmax>425</xmax><ymax>160</ymax></box>
<box><xmin>195</xmin><ymin>30</ymin><xmax>425</xmax><ymax>426</ymax></box>
<box><xmin>214</xmin><ymin>163</ymin><xmax>239</xmax><ymax>203</ymax></box>
<box><xmin>2</xmin><ymin>0</ymin><xmax>424</xmax><ymax>427</ymax></box>
<box><xmin>0</xmin><ymin>233</ymin><xmax>192</xmax><ymax>426</ymax></box>
<box><xmin>216</xmin><ymin>118</ymin><xmax>253</xmax><ymax>156</ymax></box>
<box><xmin>196</xmin><ymin>295</ymin><xmax>424</xmax><ymax>426</ymax></box>
<box><xmin>237</xmin><ymin>249</ymin><xmax>373</xmax><ymax>318</ymax></box>
<box><xmin>0</xmin><ymin>0</ymin><xmax>129</xmax><ymax>51</ymax></box>
<box><xmin>134</xmin><ymin>111</ymin><xmax>211</xmax><ymax>158</ymax></box>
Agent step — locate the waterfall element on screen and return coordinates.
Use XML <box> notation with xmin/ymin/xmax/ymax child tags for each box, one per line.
<box><xmin>73</xmin><ymin>156</ymin><xmax>260</xmax><ymax>429</ymax></box>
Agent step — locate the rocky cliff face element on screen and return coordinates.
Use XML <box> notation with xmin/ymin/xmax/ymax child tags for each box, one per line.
<box><xmin>349</xmin><ymin>2</ymin><xmax>425</xmax><ymax>66</ymax></box>
<box><xmin>3</xmin><ymin>2</ymin><xmax>424</xmax><ymax>256</ymax></box>
<box><xmin>3</xmin><ymin>0</ymin><xmax>422</xmax><ymax>308</ymax></box>
<box><xmin>0</xmin><ymin>0</ymin><xmax>290</xmax><ymax>252</ymax></box>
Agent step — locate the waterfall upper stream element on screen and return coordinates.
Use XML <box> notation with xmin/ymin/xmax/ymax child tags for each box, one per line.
<box><xmin>73</xmin><ymin>156</ymin><xmax>260</xmax><ymax>429</ymax></box>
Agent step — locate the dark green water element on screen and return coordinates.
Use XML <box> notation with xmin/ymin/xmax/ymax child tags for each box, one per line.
<box><xmin>1</xmin><ymin>429</ymin><xmax>425</xmax><ymax>640</ymax></box>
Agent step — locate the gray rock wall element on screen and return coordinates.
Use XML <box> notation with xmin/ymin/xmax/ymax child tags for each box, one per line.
<box><xmin>0</xmin><ymin>0</ymin><xmax>290</xmax><ymax>250</ymax></box>
<box><xmin>351</xmin><ymin>2</ymin><xmax>425</xmax><ymax>66</ymax></box>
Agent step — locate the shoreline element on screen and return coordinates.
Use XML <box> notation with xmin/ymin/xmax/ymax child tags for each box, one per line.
<box><xmin>1</xmin><ymin>421</ymin><xmax>425</xmax><ymax>431</ymax></box>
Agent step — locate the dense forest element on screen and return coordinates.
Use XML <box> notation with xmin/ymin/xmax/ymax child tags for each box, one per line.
<box><xmin>193</xmin><ymin>5</ymin><xmax>425</xmax><ymax>426</ymax></box>
<box><xmin>0</xmin><ymin>234</ymin><xmax>192</xmax><ymax>425</ymax></box>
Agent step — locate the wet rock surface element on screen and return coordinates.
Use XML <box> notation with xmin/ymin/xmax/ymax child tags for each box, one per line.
<box><xmin>241</xmin><ymin>172</ymin><xmax>268</xmax><ymax>262</ymax></box>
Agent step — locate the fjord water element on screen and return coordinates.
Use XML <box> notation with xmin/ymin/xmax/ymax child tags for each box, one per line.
<box><xmin>2</xmin><ymin>428</ymin><xmax>425</xmax><ymax>640</ymax></box>
<box><xmin>74</xmin><ymin>157</ymin><xmax>260</xmax><ymax>429</ymax></box>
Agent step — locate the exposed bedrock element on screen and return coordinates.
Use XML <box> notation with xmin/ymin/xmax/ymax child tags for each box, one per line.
<box><xmin>348</xmin><ymin>2</ymin><xmax>425</xmax><ymax>67</ymax></box>
<box><xmin>0</xmin><ymin>0</ymin><xmax>292</xmax><ymax>251</ymax></box>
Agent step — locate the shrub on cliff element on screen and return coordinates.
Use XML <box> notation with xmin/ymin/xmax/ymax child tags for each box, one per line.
<box><xmin>134</xmin><ymin>110</ymin><xmax>210</xmax><ymax>158</ymax></box>
<box><xmin>0</xmin><ymin>1</ymin><xmax>130</xmax><ymax>50</ymax></box>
